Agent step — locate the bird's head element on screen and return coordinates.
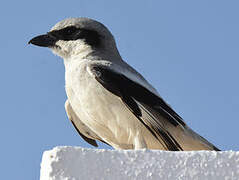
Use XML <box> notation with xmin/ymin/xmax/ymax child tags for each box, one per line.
<box><xmin>29</xmin><ymin>17</ymin><xmax>120</xmax><ymax>60</ymax></box>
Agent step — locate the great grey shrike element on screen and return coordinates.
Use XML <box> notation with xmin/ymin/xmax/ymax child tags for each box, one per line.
<box><xmin>29</xmin><ymin>17</ymin><xmax>219</xmax><ymax>151</ymax></box>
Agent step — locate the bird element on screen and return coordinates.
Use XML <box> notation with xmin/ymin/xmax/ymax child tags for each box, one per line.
<box><xmin>29</xmin><ymin>17</ymin><xmax>220</xmax><ymax>151</ymax></box>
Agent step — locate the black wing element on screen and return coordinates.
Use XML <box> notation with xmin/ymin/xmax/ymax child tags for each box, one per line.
<box><xmin>70</xmin><ymin>120</ymin><xmax>98</xmax><ymax>147</ymax></box>
<box><xmin>91</xmin><ymin>66</ymin><xmax>187</xmax><ymax>151</ymax></box>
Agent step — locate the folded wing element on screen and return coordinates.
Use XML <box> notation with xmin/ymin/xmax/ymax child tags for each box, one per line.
<box><xmin>91</xmin><ymin>65</ymin><xmax>220</xmax><ymax>151</ymax></box>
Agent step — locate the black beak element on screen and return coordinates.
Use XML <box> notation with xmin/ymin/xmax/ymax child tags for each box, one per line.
<box><xmin>28</xmin><ymin>34</ymin><xmax>57</xmax><ymax>47</ymax></box>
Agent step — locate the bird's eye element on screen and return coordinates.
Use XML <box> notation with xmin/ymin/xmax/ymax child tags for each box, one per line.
<box><xmin>63</xmin><ymin>26</ymin><xmax>78</xmax><ymax>35</ymax></box>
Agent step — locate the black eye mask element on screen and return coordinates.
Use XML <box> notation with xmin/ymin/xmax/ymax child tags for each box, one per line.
<box><xmin>48</xmin><ymin>26</ymin><xmax>101</xmax><ymax>47</ymax></box>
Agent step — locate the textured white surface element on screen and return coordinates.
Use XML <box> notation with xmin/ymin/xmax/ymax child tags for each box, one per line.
<box><xmin>40</xmin><ymin>146</ymin><xmax>239</xmax><ymax>180</ymax></box>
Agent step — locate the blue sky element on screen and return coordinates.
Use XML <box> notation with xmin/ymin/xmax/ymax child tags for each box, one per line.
<box><xmin>1</xmin><ymin>0</ymin><xmax>239</xmax><ymax>179</ymax></box>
